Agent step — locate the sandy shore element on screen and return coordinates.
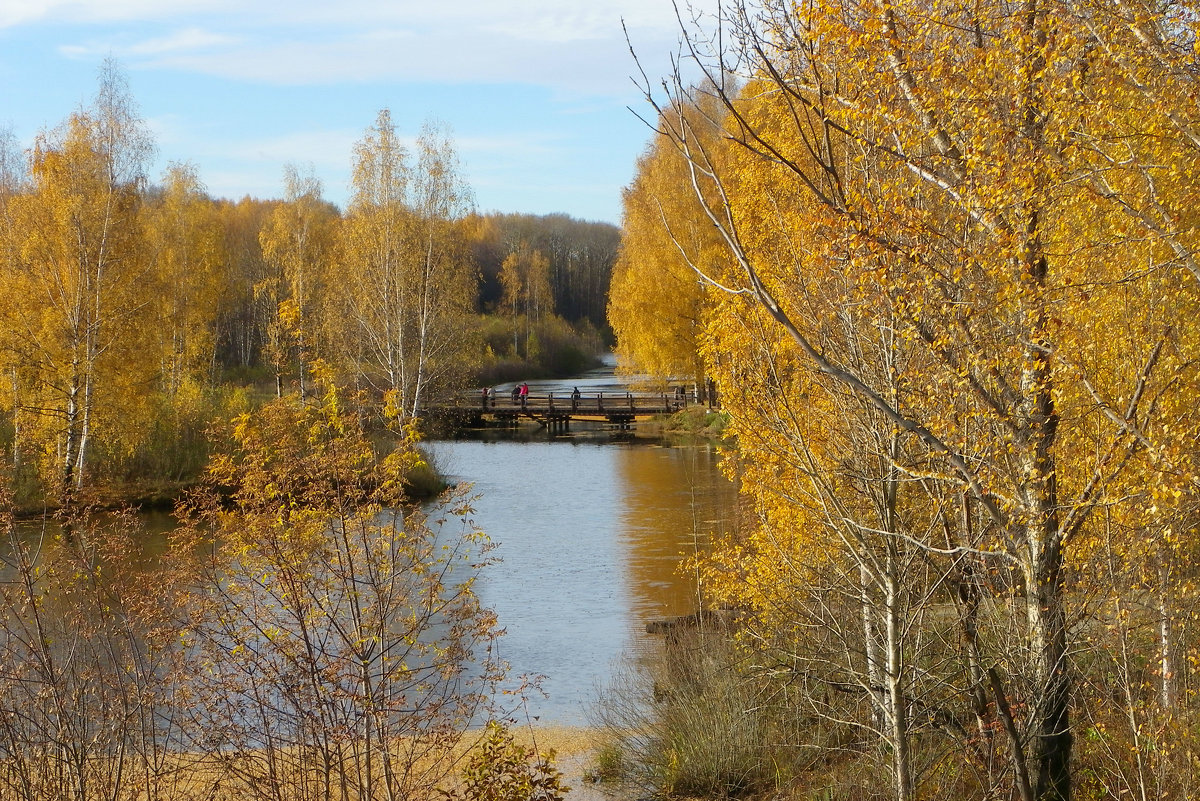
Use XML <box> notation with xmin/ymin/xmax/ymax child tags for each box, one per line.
<box><xmin>514</xmin><ymin>726</ymin><xmax>641</xmax><ymax>801</ymax></box>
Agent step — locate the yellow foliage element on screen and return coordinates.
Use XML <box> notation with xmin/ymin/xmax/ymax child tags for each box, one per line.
<box><xmin>618</xmin><ymin>1</ymin><xmax>1200</xmax><ymax>792</ymax></box>
<box><xmin>609</xmin><ymin>90</ymin><xmax>729</xmax><ymax>386</ymax></box>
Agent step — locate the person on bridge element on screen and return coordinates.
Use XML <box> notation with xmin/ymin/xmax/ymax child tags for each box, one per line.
<box><xmin>519</xmin><ymin>382</ymin><xmax>529</xmax><ymax>408</ymax></box>
<box><xmin>571</xmin><ymin>386</ymin><xmax>581</xmax><ymax>411</ymax></box>
<box><xmin>511</xmin><ymin>385</ymin><xmax>520</xmax><ymax>405</ymax></box>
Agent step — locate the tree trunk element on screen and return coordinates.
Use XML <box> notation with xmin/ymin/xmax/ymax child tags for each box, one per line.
<box><xmin>75</xmin><ymin>367</ymin><xmax>94</xmax><ymax>490</ymax></box>
<box><xmin>62</xmin><ymin>363</ymin><xmax>81</xmax><ymax>494</ymax></box>
<box><xmin>1026</xmin><ymin>560</ymin><xmax>1071</xmax><ymax>801</ymax></box>
<box><xmin>884</xmin><ymin>545</ymin><xmax>912</xmax><ymax>801</ymax></box>
<box><xmin>1158</xmin><ymin>554</ymin><xmax>1174</xmax><ymax>710</ymax></box>
<box><xmin>860</xmin><ymin>561</ymin><xmax>884</xmax><ymax>728</ymax></box>
<box><xmin>9</xmin><ymin>367</ymin><xmax>19</xmax><ymax>472</ymax></box>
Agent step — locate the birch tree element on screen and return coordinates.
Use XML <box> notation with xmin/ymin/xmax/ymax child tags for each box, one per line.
<box><xmin>499</xmin><ymin>241</ymin><xmax>552</xmax><ymax>358</ymax></box>
<box><xmin>336</xmin><ymin>112</ymin><xmax>475</xmax><ymax>418</ymax></box>
<box><xmin>0</xmin><ymin>126</ymin><xmax>27</xmax><ymax>478</ymax></box>
<box><xmin>608</xmin><ymin>94</ymin><xmax>725</xmax><ymax>397</ymax></box>
<box><xmin>145</xmin><ymin>162</ymin><xmax>225</xmax><ymax>395</ymax></box>
<box><xmin>405</xmin><ymin>120</ymin><xmax>476</xmax><ymax>415</ymax></box>
<box><xmin>1</xmin><ymin>60</ymin><xmax>154</xmax><ymax>496</ymax></box>
<box><xmin>259</xmin><ymin>164</ymin><xmax>333</xmax><ymax>402</ymax></box>
<box><xmin>629</xmin><ymin>2</ymin><xmax>1200</xmax><ymax>799</ymax></box>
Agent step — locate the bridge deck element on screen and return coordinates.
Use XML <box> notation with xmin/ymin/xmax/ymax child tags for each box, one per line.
<box><xmin>429</xmin><ymin>390</ymin><xmax>693</xmax><ymax>427</ymax></box>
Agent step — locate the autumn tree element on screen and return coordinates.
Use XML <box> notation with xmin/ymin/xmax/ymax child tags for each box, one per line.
<box><xmin>405</xmin><ymin>120</ymin><xmax>477</xmax><ymax>413</ymax></box>
<box><xmin>0</xmin><ymin>126</ymin><xmax>27</xmax><ymax>478</ymax></box>
<box><xmin>335</xmin><ymin>112</ymin><xmax>476</xmax><ymax>418</ymax></box>
<box><xmin>608</xmin><ymin>92</ymin><xmax>727</xmax><ymax>397</ymax></box>
<box><xmin>538</xmin><ymin>214</ymin><xmax>619</xmax><ymax>334</ymax></box>
<box><xmin>625</xmin><ymin>1</ymin><xmax>1200</xmax><ymax>799</ymax></box>
<box><xmin>0</xmin><ymin>60</ymin><xmax>155</xmax><ymax>496</ymax></box>
<box><xmin>499</xmin><ymin>241</ymin><xmax>552</xmax><ymax>358</ymax></box>
<box><xmin>176</xmin><ymin>375</ymin><xmax>505</xmax><ymax>800</ymax></box>
<box><xmin>259</xmin><ymin>164</ymin><xmax>334</xmax><ymax>401</ymax></box>
<box><xmin>477</xmin><ymin>212</ymin><xmax>619</xmax><ymax>333</ymax></box>
<box><xmin>0</xmin><ymin>497</ymin><xmax>195</xmax><ymax>801</ymax></box>
<box><xmin>694</xmin><ymin>179</ymin><xmax>955</xmax><ymax>800</ymax></box>
<box><xmin>145</xmin><ymin>162</ymin><xmax>226</xmax><ymax>395</ymax></box>
<box><xmin>212</xmin><ymin>196</ymin><xmax>276</xmax><ymax>373</ymax></box>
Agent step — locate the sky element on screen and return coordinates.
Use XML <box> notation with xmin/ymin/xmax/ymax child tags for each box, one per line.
<box><xmin>0</xmin><ymin>1</ymin><xmax>716</xmax><ymax>225</ymax></box>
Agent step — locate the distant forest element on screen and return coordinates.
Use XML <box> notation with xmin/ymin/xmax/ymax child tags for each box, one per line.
<box><xmin>0</xmin><ymin>69</ymin><xmax>618</xmax><ymax>505</ymax></box>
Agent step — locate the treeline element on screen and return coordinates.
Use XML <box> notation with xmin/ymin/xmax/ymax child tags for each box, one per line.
<box><xmin>0</xmin><ymin>62</ymin><xmax>616</xmax><ymax>506</ymax></box>
<box><xmin>608</xmin><ymin>1</ymin><xmax>1200</xmax><ymax>800</ymax></box>
<box><xmin>471</xmin><ymin>211</ymin><xmax>618</xmax><ymax>380</ymax></box>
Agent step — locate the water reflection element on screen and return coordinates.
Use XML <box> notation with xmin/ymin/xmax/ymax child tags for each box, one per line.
<box><xmin>426</xmin><ymin>436</ymin><xmax>738</xmax><ymax>725</ymax></box>
<box><xmin>5</xmin><ymin>510</ymin><xmax>177</xmax><ymax>578</ymax></box>
<box><xmin>7</xmin><ymin>371</ymin><xmax>741</xmax><ymax>730</ymax></box>
<box><xmin>614</xmin><ymin>443</ymin><xmax>736</xmax><ymax>625</ymax></box>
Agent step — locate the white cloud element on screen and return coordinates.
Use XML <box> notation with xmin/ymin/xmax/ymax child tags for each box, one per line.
<box><xmin>28</xmin><ymin>0</ymin><xmax>712</xmax><ymax>97</ymax></box>
<box><xmin>4</xmin><ymin>0</ymin><xmax>708</xmax><ymax>34</ymax></box>
<box><xmin>153</xmin><ymin>127</ymin><xmax>363</xmax><ymax>203</ymax></box>
<box><xmin>104</xmin><ymin>31</ymin><xmax>622</xmax><ymax>95</ymax></box>
<box><xmin>58</xmin><ymin>27</ymin><xmax>238</xmax><ymax>60</ymax></box>
<box><xmin>210</xmin><ymin>129</ymin><xmax>360</xmax><ymax>169</ymax></box>
<box><xmin>0</xmin><ymin>1</ymin><xmax>53</xmax><ymax>27</ymax></box>
<box><xmin>0</xmin><ymin>0</ymin><xmax>237</xmax><ymax>28</ymax></box>
<box><xmin>2</xmin><ymin>0</ymin><xmax>711</xmax><ymax>220</ymax></box>
<box><xmin>127</xmin><ymin>26</ymin><xmax>239</xmax><ymax>55</ymax></box>
<box><xmin>454</xmin><ymin>131</ymin><xmax>563</xmax><ymax>160</ymax></box>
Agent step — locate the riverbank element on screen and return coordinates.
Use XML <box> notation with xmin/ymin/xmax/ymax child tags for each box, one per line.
<box><xmin>9</xmin><ymin>477</ymin><xmax>190</xmax><ymax>522</ymax></box>
<box><xmin>10</xmin><ymin>438</ymin><xmax>450</xmax><ymax>523</ymax></box>
<box><xmin>638</xmin><ymin>406</ymin><xmax>731</xmax><ymax>440</ymax></box>
<box><xmin>509</xmin><ymin>727</ymin><xmax>638</xmax><ymax>801</ymax></box>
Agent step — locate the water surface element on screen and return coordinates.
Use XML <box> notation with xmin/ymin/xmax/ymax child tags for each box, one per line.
<box><xmin>428</xmin><ymin>435</ymin><xmax>738</xmax><ymax>725</ymax></box>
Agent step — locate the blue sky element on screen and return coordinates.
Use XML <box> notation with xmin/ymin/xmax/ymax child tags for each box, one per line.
<box><xmin>0</xmin><ymin>1</ymin><xmax>713</xmax><ymax>224</ymax></box>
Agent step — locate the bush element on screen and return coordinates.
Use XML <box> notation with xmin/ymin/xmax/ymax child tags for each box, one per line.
<box><xmin>472</xmin><ymin>314</ymin><xmax>601</xmax><ymax>382</ymax></box>
<box><xmin>666</xmin><ymin>407</ymin><xmax>730</xmax><ymax>438</ymax></box>
<box><xmin>441</xmin><ymin>720</ymin><xmax>568</xmax><ymax>801</ymax></box>
<box><xmin>175</xmin><ymin>386</ymin><xmax>506</xmax><ymax>800</ymax></box>
<box><xmin>594</xmin><ymin>625</ymin><xmax>771</xmax><ymax>799</ymax></box>
<box><xmin>584</xmin><ymin>741</ymin><xmax>626</xmax><ymax>784</ymax></box>
<box><xmin>0</xmin><ymin>384</ymin><xmax>511</xmax><ymax>801</ymax></box>
<box><xmin>401</xmin><ymin>444</ymin><xmax>452</xmax><ymax>499</ymax></box>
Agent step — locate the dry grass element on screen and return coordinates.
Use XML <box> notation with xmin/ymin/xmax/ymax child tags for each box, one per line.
<box><xmin>1</xmin><ymin>726</ymin><xmax>609</xmax><ymax>801</ymax></box>
<box><xmin>509</xmin><ymin>725</ymin><xmax>602</xmax><ymax>758</ymax></box>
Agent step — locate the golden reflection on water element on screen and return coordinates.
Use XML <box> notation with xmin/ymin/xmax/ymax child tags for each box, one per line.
<box><xmin>613</xmin><ymin>442</ymin><xmax>740</xmax><ymax>628</ymax></box>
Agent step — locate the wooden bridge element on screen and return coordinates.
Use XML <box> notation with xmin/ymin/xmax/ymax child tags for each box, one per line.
<box><xmin>428</xmin><ymin>389</ymin><xmax>694</xmax><ymax>430</ymax></box>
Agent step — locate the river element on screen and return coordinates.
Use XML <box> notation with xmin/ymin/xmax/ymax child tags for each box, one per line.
<box><xmin>427</xmin><ymin>362</ymin><xmax>740</xmax><ymax>725</ymax></box>
<box><xmin>7</xmin><ymin>361</ymin><xmax>741</xmax><ymax>731</ymax></box>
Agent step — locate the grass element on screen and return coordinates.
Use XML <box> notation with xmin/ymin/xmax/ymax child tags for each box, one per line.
<box><xmin>0</xmin><ymin>726</ymin><xmax>605</xmax><ymax>801</ymax></box>
<box><xmin>592</xmin><ymin>625</ymin><xmax>773</xmax><ymax>800</ymax></box>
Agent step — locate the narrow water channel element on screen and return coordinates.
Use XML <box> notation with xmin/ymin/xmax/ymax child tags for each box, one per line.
<box><xmin>427</xmin><ymin>430</ymin><xmax>739</xmax><ymax>726</ymax></box>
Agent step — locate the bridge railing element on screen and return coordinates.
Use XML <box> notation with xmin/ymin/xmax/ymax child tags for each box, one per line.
<box><xmin>463</xmin><ymin>390</ymin><xmax>693</xmax><ymax>415</ymax></box>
